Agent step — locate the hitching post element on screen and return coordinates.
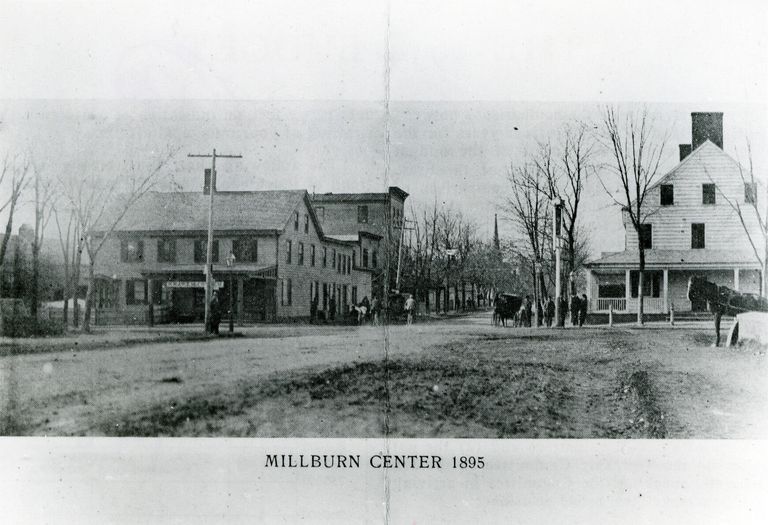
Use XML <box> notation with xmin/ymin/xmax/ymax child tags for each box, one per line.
<box><xmin>608</xmin><ymin>303</ymin><xmax>613</xmax><ymax>327</ymax></box>
<box><xmin>226</xmin><ymin>251</ymin><xmax>235</xmax><ymax>333</ymax></box>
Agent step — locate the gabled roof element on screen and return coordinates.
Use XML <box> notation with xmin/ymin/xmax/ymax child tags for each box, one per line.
<box><xmin>622</xmin><ymin>140</ymin><xmax>741</xmax><ymax>211</ymax></box>
<box><xmin>95</xmin><ymin>190</ymin><xmax>308</xmax><ymax>233</ymax></box>
<box><xmin>649</xmin><ymin>140</ymin><xmax>740</xmax><ymax>194</ymax></box>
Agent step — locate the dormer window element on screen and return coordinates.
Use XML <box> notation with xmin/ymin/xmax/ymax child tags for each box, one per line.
<box><xmin>660</xmin><ymin>184</ymin><xmax>674</xmax><ymax>206</ymax></box>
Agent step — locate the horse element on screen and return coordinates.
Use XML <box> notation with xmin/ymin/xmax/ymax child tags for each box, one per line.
<box><xmin>687</xmin><ymin>275</ymin><xmax>768</xmax><ymax>346</ymax></box>
<box><xmin>493</xmin><ymin>294</ymin><xmax>523</xmax><ymax>327</ymax></box>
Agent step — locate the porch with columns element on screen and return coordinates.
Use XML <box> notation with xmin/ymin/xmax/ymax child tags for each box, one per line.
<box><xmin>586</xmin><ymin>267</ymin><xmax>760</xmax><ymax>314</ymax></box>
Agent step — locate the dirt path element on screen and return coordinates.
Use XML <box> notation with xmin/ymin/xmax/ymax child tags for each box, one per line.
<box><xmin>1</xmin><ymin>313</ymin><xmax>765</xmax><ymax>437</ymax></box>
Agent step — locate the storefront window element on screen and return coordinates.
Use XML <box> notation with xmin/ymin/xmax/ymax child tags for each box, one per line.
<box><xmin>125</xmin><ymin>279</ymin><xmax>148</xmax><ymax>305</ymax></box>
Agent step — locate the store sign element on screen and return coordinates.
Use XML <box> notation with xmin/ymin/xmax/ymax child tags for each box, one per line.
<box><xmin>164</xmin><ymin>281</ymin><xmax>224</xmax><ymax>289</ymax></box>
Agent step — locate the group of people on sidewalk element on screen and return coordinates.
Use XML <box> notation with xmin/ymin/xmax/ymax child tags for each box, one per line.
<box><xmin>513</xmin><ymin>293</ymin><xmax>589</xmax><ymax>328</ymax></box>
<box><xmin>308</xmin><ymin>295</ymin><xmax>385</xmax><ymax>326</ymax></box>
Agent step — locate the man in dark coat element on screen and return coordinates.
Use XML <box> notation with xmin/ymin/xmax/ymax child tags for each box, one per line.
<box><xmin>579</xmin><ymin>293</ymin><xmax>588</xmax><ymax>327</ymax></box>
<box><xmin>523</xmin><ymin>296</ymin><xmax>532</xmax><ymax>327</ymax></box>
<box><xmin>569</xmin><ymin>294</ymin><xmax>579</xmax><ymax>326</ymax></box>
<box><xmin>310</xmin><ymin>295</ymin><xmax>318</xmax><ymax>324</ymax></box>
<box><xmin>329</xmin><ymin>295</ymin><xmax>336</xmax><ymax>322</ymax></box>
<box><xmin>209</xmin><ymin>291</ymin><xmax>221</xmax><ymax>335</ymax></box>
<box><xmin>545</xmin><ymin>297</ymin><xmax>555</xmax><ymax>327</ymax></box>
<box><xmin>558</xmin><ymin>296</ymin><xmax>568</xmax><ymax>327</ymax></box>
<box><xmin>361</xmin><ymin>296</ymin><xmax>370</xmax><ymax>324</ymax></box>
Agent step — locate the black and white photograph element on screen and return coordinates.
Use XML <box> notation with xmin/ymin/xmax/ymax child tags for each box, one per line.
<box><xmin>1</xmin><ymin>0</ymin><xmax>767</xmax><ymax>522</ymax></box>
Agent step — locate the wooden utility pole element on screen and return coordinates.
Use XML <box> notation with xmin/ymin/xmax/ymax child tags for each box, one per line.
<box><xmin>187</xmin><ymin>149</ymin><xmax>242</xmax><ymax>333</ymax></box>
<box><xmin>394</xmin><ymin>218</ymin><xmax>415</xmax><ymax>293</ymax></box>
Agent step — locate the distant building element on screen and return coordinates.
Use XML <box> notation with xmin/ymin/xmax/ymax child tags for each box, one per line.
<box><xmin>311</xmin><ymin>186</ymin><xmax>409</xmax><ymax>295</ymax></box>
<box><xmin>90</xmin><ymin>176</ymin><xmax>398</xmax><ymax>323</ymax></box>
<box><xmin>585</xmin><ymin>112</ymin><xmax>764</xmax><ymax>314</ymax></box>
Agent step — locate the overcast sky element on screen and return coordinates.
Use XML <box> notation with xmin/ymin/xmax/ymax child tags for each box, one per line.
<box><xmin>1</xmin><ymin>0</ymin><xmax>766</xmax><ymax>255</ymax></box>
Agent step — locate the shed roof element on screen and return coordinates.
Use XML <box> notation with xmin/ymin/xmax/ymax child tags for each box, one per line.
<box><xmin>586</xmin><ymin>249</ymin><xmax>759</xmax><ymax>269</ymax></box>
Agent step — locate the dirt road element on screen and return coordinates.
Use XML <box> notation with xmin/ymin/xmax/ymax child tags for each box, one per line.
<box><xmin>1</xmin><ymin>313</ymin><xmax>765</xmax><ymax>437</ymax></box>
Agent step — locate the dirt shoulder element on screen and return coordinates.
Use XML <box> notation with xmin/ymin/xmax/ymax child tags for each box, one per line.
<box><xmin>2</xmin><ymin>315</ymin><xmax>765</xmax><ymax>438</ymax></box>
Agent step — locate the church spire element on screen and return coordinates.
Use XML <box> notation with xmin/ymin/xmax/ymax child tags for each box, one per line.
<box><xmin>493</xmin><ymin>213</ymin><xmax>500</xmax><ymax>251</ymax></box>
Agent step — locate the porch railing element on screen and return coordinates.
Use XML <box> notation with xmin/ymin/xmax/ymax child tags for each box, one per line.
<box><xmin>595</xmin><ymin>297</ymin><xmax>666</xmax><ymax>314</ymax></box>
<box><xmin>595</xmin><ymin>297</ymin><xmax>667</xmax><ymax>313</ymax></box>
<box><xmin>596</xmin><ymin>298</ymin><xmax>626</xmax><ymax>312</ymax></box>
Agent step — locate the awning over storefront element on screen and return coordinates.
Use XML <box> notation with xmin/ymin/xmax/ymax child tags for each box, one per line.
<box><xmin>141</xmin><ymin>265</ymin><xmax>278</xmax><ymax>280</ymax></box>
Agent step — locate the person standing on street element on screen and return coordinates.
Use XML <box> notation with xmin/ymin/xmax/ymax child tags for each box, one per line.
<box><xmin>558</xmin><ymin>296</ymin><xmax>568</xmax><ymax>327</ymax></box>
<box><xmin>371</xmin><ymin>296</ymin><xmax>381</xmax><ymax>326</ymax></box>
<box><xmin>329</xmin><ymin>295</ymin><xmax>336</xmax><ymax>322</ymax></box>
<box><xmin>404</xmin><ymin>294</ymin><xmax>416</xmax><ymax>325</ymax></box>
<box><xmin>310</xmin><ymin>295</ymin><xmax>318</xmax><ymax>324</ymax></box>
<box><xmin>545</xmin><ymin>296</ymin><xmax>555</xmax><ymax>327</ymax></box>
<box><xmin>209</xmin><ymin>290</ymin><xmax>221</xmax><ymax>335</ymax></box>
<box><xmin>523</xmin><ymin>295</ymin><xmax>532</xmax><ymax>327</ymax></box>
<box><xmin>569</xmin><ymin>294</ymin><xmax>579</xmax><ymax>326</ymax></box>
<box><xmin>579</xmin><ymin>293</ymin><xmax>588</xmax><ymax>327</ymax></box>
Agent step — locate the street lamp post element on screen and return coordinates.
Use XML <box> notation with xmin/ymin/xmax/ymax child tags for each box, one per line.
<box><xmin>226</xmin><ymin>252</ymin><xmax>236</xmax><ymax>333</ymax></box>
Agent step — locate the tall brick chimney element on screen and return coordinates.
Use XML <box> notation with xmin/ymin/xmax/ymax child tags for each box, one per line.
<box><xmin>691</xmin><ymin>112</ymin><xmax>723</xmax><ymax>150</ymax></box>
<box><xmin>203</xmin><ymin>168</ymin><xmax>216</xmax><ymax>195</ymax></box>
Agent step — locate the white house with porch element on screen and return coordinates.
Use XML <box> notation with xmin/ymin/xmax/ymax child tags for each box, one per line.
<box><xmin>585</xmin><ymin>112</ymin><xmax>764</xmax><ymax>315</ymax></box>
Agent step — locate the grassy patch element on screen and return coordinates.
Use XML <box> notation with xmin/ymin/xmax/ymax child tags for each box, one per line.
<box><xmin>99</xmin><ymin>352</ymin><xmax>655</xmax><ymax>438</ymax></box>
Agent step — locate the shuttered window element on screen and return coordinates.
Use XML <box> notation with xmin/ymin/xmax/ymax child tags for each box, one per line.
<box><xmin>233</xmin><ymin>238</ymin><xmax>258</xmax><ymax>262</ymax></box>
<box><xmin>121</xmin><ymin>239</ymin><xmax>144</xmax><ymax>263</ymax></box>
<box><xmin>194</xmin><ymin>240</ymin><xmax>219</xmax><ymax>263</ymax></box>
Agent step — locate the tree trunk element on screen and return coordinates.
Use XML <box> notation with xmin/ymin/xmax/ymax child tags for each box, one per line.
<box><xmin>0</xmin><ymin>207</ymin><xmax>15</xmax><ymax>297</ymax></box>
<box><xmin>763</xmin><ymin>245</ymin><xmax>768</xmax><ymax>298</ymax></box>
<box><xmin>637</xmin><ymin>241</ymin><xmax>645</xmax><ymax>326</ymax></box>
<box><xmin>31</xmin><ymin>242</ymin><xmax>40</xmax><ymax>333</ymax></box>
<box><xmin>82</xmin><ymin>261</ymin><xmax>95</xmax><ymax>332</ymax></box>
<box><xmin>72</xmin><ymin>242</ymin><xmax>82</xmax><ymax>327</ymax></box>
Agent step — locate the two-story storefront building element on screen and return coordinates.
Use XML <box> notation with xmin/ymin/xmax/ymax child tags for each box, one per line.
<box><xmin>91</xmin><ymin>185</ymin><xmax>379</xmax><ymax>323</ymax></box>
<box><xmin>585</xmin><ymin>112</ymin><xmax>764</xmax><ymax>315</ymax></box>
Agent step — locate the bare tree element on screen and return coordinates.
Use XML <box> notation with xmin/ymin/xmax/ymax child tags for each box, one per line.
<box><xmin>59</xmin><ymin>147</ymin><xmax>178</xmax><ymax>332</ymax></box>
<box><xmin>597</xmin><ymin>106</ymin><xmax>668</xmax><ymax>325</ymax></box>
<box><xmin>405</xmin><ymin>201</ymin><xmax>440</xmax><ymax>311</ymax></box>
<box><xmin>534</xmin><ymin>122</ymin><xmax>596</xmax><ymax>295</ymax></box>
<box><xmin>0</xmin><ymin>154</ymin><xmax>30</xmax><ymax>296</ymax></box>
<box><xmin>706</xmin><ymin>141</ymin><xmax>768</xmax><ymax>296</ymax></box>
<box><xmin>52</xmin><ymin>203</ymin><xmax>81</xmax><ymax>327</ymax></box>
<box><xmin>29</xmin><ymin>163</ymin><xmax>57</xmax><ymax>328</ymax></box>
<box><xmin>503</xmin><ymin>160</ymin><xmax>552</xmax><ymax>313</ymax></box>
